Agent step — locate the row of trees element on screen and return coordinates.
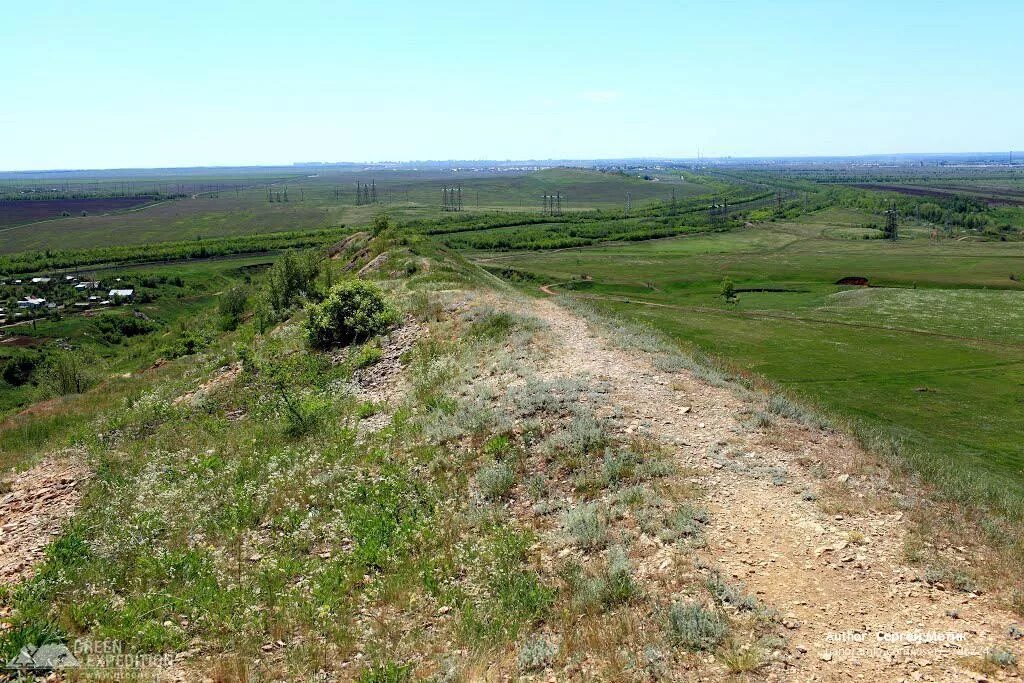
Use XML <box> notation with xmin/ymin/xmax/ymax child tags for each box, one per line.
<box><xmin>0</xmin><ymin>226</ymin><xmax>352</xmax><ymax>277</ymax></box>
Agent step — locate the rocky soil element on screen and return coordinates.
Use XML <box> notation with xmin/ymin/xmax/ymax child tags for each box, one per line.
<box><xmin>518</xmin><ymin>295</ymin><xmax>1021</xmax><ymax>681</ymax></box>
<box><xmin>0</xmin><ymin>453</ymin><xmax>89</xmax><ymax>585</ymax></box>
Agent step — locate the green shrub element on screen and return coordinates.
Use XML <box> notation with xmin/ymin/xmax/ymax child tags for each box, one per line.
<box><xmin>2</xmin><ymin>353</ymin><xmax>39</xmax><ymax>386</ymax></box>
<box><xmin>720</xmin><ymin>277</ymin><xmax>737</xmax><ymax>303</ymax></box>
<box><xmin>477</xmin><ymin>460</ymin><xmax>517</xmax><ymax>500</ymax></box>
<box><xmin>263</xmin><ymin>249</ymin><xmax>321</xmax><ymax>316</ymax></box>
<box><xmin>667</xmin><ymin>602</ymin><xmax>728</xmax><ymax>651</ymax></box>
<box><xmin>305</xmin><ymin>280</ymin><xmax>399</xmax><ymax>349</ymax></box>
<box><xmin>351</xmin><ymin>342</ymin><xmax>383</xmax><ymax>369</ymax></box>
<box><xmin>984</xmin><ymin>648</ymin><xmax>1017</xmax><ymax>668</ymax></box>
<box><xmin>35</xmin><ymin>350</ymin><xmax>97</xmax><ymax>397</ymax></box>
<box><xmin>217</xmin><ymin>286</ymin><xmax>249</xmax><ymax>330</ymax></box>
<box><xmin>160</xmin><ymin>327</ymin><xmax>214</xmax><ymax>359</ymax></box>
<box><xmin>601</xmin><ymin>546</ymin><xmax>638</xmax><ymax>606</ymax></box>
<box><xmin>518</xmin><ymin>635</ymin><xmax>557</xmax><ymax>671</ymax></box>
<box><xmin>564</xmin><ymin>550</ymin><xmax>637</xmax><ymax>612</ymax></box>
<box><xmin>92</xmin><ymin>313</ymin><xmax>157</xmax><ymax>344</ymax></box>
<box><xmin>357</xmin><ymin>661</ymin><xmax>412</xmax><ymax>683</ymax></box>
<box><xmin>563</xmin><ymin>503</ymin><xmax>608</xmax><ymax>550</ymax></box>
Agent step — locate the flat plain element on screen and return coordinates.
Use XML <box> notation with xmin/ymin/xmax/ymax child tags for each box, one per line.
<box><xmin>475</xmin><ymin>207</ymin><xmax>1024</xmax><ymax>497</ymax></box>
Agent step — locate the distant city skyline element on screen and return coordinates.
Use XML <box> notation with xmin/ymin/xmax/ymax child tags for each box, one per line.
<box><xmin>3</xmin><ymin>1</ymin><xmax>1022</xmax><ymax>171</ymax></box>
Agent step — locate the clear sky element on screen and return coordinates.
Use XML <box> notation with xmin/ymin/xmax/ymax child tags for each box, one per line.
<box><xmin>3</xmin><ymin>0</ymin><xmax>1022</xmax><ymax>170</ymax></box>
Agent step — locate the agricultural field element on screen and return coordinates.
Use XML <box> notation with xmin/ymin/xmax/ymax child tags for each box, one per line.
<box><xmin>474</xmin><ymin>205</ymin><xmax>1024</xmax><ymax>500</ymax></box>
<box><xmin>0</xmin><ymin>197</ymin><xmax>162</xmax><ymax>228</ymax></box>
<box><xmin>0</xmin><ymin>167</ymin><xmax>712</xmax><ymax>255</ymax></box>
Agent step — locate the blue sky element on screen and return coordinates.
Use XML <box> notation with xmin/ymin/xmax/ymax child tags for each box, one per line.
<box><xmin>3</xmin><ymin>1</ymin><xmax>1022</xmax><ymax>170</ymax></box>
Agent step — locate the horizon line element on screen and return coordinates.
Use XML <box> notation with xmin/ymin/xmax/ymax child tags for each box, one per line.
<box><xmin>1</xmin><ymin>150</ymin><xmax>1020</xmax><ymax>175</ymax></box>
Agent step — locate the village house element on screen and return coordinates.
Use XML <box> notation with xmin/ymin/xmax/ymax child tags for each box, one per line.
<box><xmin>17</xmin><ymin>296</ymin><xmax>46</xmax><ymax>309</ymax></box>
<box><xmin>108</xmin><ymin>288</ymin><xmax>134</xmax><ymax>300</ymax></box>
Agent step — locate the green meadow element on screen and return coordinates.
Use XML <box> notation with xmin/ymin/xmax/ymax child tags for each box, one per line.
<box><xmin>477</xmin><ymin>207</ymin><xmax>1024</xmax><ymax>496</ymax></box>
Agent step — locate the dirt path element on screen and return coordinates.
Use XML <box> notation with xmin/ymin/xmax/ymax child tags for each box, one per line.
<box><xmin>520</xmin><ymin>296</ymin><xmax>1020</xmax><ymax>681</ymax></box>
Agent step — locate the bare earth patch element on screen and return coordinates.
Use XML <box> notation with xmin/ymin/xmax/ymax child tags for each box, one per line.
<box><xmin>172</xmin><ymin>362</ymin><xmax>242</xmax><ymax>407</ymax></box>
<box><xmin>0</xmin><ymin>453</ymin><xmax>89</xmax><ymax>584</ymax></box>
<box><xmin>348</xmin><ymin>317</ymin><xmax>423</xmax><ymax>432</ymax></box>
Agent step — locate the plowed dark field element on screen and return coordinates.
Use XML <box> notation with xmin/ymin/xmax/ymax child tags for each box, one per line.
<box><xmin>0</xmin><ymin>197</ymin><xmax>157</xmax><ymax>227</ymax></box>
<box><xmin>849</xmin><ymin>183</ymin><xmax>1024</xmax><ymax>206</ymax></box>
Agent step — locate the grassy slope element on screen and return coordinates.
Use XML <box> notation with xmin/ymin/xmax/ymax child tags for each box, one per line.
<box><xmin>1</xmin><ymin>231</ymin><xmax>1021</xmax><ymax>681</ymax></box>
<box><xmin>0</xmin><ymin>243</ymin><xmax>629</xmax><ymax>679</ymax></box>
<box><xmin>0</xmin><ymin>255</ymin><xmax>273</xmax><ymax>418</ymax></box>
<box><xmin>477</xmin><ymin>207</ymin><xmax>1024</xmax><ymax>497</ymax></box>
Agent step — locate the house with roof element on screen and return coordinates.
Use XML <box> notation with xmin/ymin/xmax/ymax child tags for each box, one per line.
<box><xmin>109</xmin><ymin>288</ymin><xmax>135</xmax><ymax>300</ymax></box>
<box><xmin>17</xmin><ymin>296</ymin><xmax>46</xmax><ymax>309</ymax></box>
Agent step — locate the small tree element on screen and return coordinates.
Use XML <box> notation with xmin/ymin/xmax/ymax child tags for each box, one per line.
<box><xmin>37</xmin><ymin>350</ymin><xmax>96</xmax><ymax>397</ymax></box>
<box><xmin>720</xmin><ymin>277</ymin><xmax>737</xmax><ymax>304</ymax></box>
<box><xmin>218</xmin><ymin>286</ymin><xmax>249</xmax><ymax>330</ymax></box>
<box><xmin>305</xmin><ymin>280</ymin><xmax>399</xmax><ymax>349</ymax></box>
<box><xmin>372</xmin><ymin>213</ymin><xmax>391</xmax><ymax>236</ymax></box>
<box><xmin>263</xmin><ymin>250</ymin><xmax>321</xmax><ymax>316</ymax></box>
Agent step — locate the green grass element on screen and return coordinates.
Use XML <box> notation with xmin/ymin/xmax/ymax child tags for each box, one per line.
<box><xmin>479</xmin><ymin>206</ymin><xmax>1024</xmax><ymax>507</ymax></box>
<box><xmin>0</xmin><ymin>261</ymin><xmax>563</xmax><ymax>678</ymax></box>
<box><xmin>0</xmin><ymin>254</ymin><xmax>277</xmax><ymax>418</ymax></box>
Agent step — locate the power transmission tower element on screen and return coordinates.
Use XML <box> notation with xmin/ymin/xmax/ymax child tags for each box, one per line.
<box><xmin>884</xmin><ymin>203</ymin><xmax>899</xmax><ymax>240</ymax></box>
<box><xmin>540</xmin><ymin>193</ymin><xmax>563</xmax><ymax>216</ymax></box>
<box><xmin>625</xmin><ymin>192</ymin><xmax>632</xmax><ymax>214</ymax></box>
<box><xmin>709</xmin><ymin>197</ymin><xmax>729</xmax><ymax>225</ymax></box>
<box><xmin>442</xmin><ymin>186</ymin><xmax>463</xmax><ymax>212</ymax></box>
<box><xmin>370</xmin><ymin>179</ymin><xmax>377</xmax><ymax>204</ymax></box>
